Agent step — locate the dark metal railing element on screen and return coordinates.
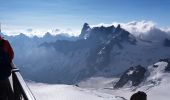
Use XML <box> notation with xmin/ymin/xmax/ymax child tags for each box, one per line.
<box><xmin>10</xmin><ymin>63</ymin><xmax>36</xmax><ymax>100</ymax></box>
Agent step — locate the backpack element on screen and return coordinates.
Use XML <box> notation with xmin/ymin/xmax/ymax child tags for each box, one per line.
<box><xmin>0</xmin><ymin>39</ymin><xmax>12</xmax><ymax>80</ymax></box>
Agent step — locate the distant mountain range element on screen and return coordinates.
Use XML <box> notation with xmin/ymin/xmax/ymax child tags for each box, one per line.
<box><xmin>0</xmin><ymin>32</ymin><xmax>77</xmax><ymax>44</ymax></box>
<box><xmin>1</xmin><ymin>23</ymin><xmax>170</xmax><ymax>85</ymax></box>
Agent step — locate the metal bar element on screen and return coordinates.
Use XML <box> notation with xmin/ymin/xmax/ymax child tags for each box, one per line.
<box><xmin>11</xmin><ymin>64</ymin><xmax>36</xmax><ymax>100</ymax></box>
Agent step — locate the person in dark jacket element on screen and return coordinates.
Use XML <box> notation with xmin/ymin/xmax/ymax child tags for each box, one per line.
<box><xmin>0</xmin><ymin>36</ymin><xmax>14</xmax><ymax>62</ymax></box>
<box><xmin>130</xmin><ymin>91</ymin><xmax>147</xmax><ymax>100</ymax></box>
<box><xmin>0</xmin><ymin>35</ymin><xmax>14</xmax><ymax>100</ymax></box>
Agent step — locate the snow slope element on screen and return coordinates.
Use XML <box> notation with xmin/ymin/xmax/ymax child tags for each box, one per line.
<box><xmin>27</xmin><ymin>76</ymin><xmax>170</xmax><ymax>100</ymax></box>
<box><xmin>76</xmin><ymin>76</ymin><xmax>170</xmax><ymax>100</ymax></box>
<box><xmin>28</xmin><ymin>83</ymin><xmax>124</xmax><ymax>100</ymax></box>
<box><xmin>78</xmin><ymin>60</ymin><xmax>170</xmax><ymax>100</ymax></box>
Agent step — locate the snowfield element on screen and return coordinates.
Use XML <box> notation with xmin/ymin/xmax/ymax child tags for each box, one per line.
<box><xmin>78</xmin><ymin>61</ymin><xmax>170</xmax><ymax>100</ymax></box>
<box><xmin>28</xmin><ymin>76</ymin><xmax>170</xmax><ymax>100</ymax></box>
<box><xmin>28</xmin><ymin>82</ymin><xmax>124</xmax><ymax>100</ymax></box>
<box><xmin>27</xmin><ymin>61</ymin><xmax>170</xmax><ymax>100</ymax></box>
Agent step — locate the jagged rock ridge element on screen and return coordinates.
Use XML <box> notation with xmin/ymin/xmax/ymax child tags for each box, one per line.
<box><xmin>114</xmin><ymin>58</ymin><xmax>170</xmax><ymax>89</ymax></box>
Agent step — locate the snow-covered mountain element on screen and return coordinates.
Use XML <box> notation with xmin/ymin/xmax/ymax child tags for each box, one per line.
<box><xmin>114</xmin><ymin>65</ymin><xmax>146</xmax><ymax>88</ymax></box>
<box><xmin>1</xmin><ymin>32</ymin><xmax>77</xmax><ymax>44</ymax></box>
<box><xmin>76</xmin><ymin>59</ymin><xmax>170</xmax><ymax>100</ymax></box>
<box><xmin>143</xmin><ymin>59</ymin><xmax>170</xmax><ymax>89</ymax></box>
<box><xmin>113</xmin><ymin>58</ymin><xmax>170</xmax><ymax>89</ymax></box>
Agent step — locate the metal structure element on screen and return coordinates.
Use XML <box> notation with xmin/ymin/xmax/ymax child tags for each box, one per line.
<box><xmin>9</xmin><ymin>64</ymin><xmax>36</xmax><ymax>100</ymax></box>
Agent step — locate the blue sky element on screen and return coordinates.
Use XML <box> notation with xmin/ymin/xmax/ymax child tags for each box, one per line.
<box><xmin>0</xmin><ymin>0</ymin><xmax>170</xmax><ymax>35</ymax></box>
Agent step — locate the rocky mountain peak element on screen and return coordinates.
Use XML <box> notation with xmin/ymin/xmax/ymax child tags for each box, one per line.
<box><xmin>79</xmin><ymin>23</ymin><xmax>137</xmax><ymax>45</ymax></box>
<box><xmin>44</xmin><ymin>32</ymin><xmax>53</xmax><ymax>37</ymax></box>
<box><xmin>116</xmin><ymin>24</ymin><xmax>121</xmax><ymax>29</ymax></box>
<box><xmin>114</xmin><ymin>65</ymin><xmax>146</xmax><ymax>89</ymax></box>
<box><xmin>79</xmin><ymin>23</ymin><xmax>91</xmax><ymax>39</ymax></box>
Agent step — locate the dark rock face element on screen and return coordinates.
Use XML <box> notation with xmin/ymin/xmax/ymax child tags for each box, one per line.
<box><xmin>163</xmin><ymin>38</ymin><xmax>170</xmax><ymax>47</ymax></box>
<box><xmin>79</xmin><ymin>24</ymin><xmax>136</xmax><ymax>44</ymax></box>
<box><xmin>114</xmin><ymin>65</ymin><xmax>146</xmax><ymax>88</ymax></box>
<box><xmin>79</xmin><ymin>23</ymin><xmax>91</xmax><ymax>39</ymax></box>
<box><xmin>82</xmin><ymin>25</ymin><xmax>136</xmax><ymax>76</ymax></box>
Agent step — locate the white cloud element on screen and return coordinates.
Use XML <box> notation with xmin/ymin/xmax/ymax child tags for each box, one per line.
<box><xmin>161</xmin><ymin>27</ymin><xmax>170</xmax><ymax>33</ymax></box>
<box><xmin>91</xmin><ymin>20</ymin><xmax>170</xmax><ymax>41</ymax></box>
<box><xmin>2</xmin><ymin>20</ymin><xmax>170</xmax><ymax>39</ymax></box>
<box><xmin>3</xmin><ymin>28</ymin><xmax>52</xmax><ymax>37</ymax></box>
<box><xmin>117</xmin><ymin>20</ymin><xmax>155</xmax><ymax>34</ymax></box>
<box><xmin>58</xmin><ymin>28</ymin><xmax>81</xmax><ymax>37</ymax></box>
<box><xmin>2</xmin><ymin>25</ymin><xmax>80</xmax><ymax>37</ymax></box>
<box><xmin>91</xmin><ymin>20</ymin><xmax>156</xmax><ymax>36</ymax></box>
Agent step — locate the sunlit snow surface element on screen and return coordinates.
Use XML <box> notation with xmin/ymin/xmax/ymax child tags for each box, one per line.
<box><xmin>28</xmin><ymin>83</ymin><xmax>123</xmax><ymax>100</ymax></box>
<box><xmin>28</xmin><ymin>61</ymin><xmax>170</xmax><ymax>100</ymax></box>
<box><xmin>28</xmin><ymin>78</ymin><xmax>170</xmax><ymax>100</ymax></box>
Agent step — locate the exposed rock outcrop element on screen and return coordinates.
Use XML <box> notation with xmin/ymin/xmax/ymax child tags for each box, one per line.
<box><xmin>114</xmin><ymin>65</ymin><xmax>146</xmax><ymax>88</ymax></box>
